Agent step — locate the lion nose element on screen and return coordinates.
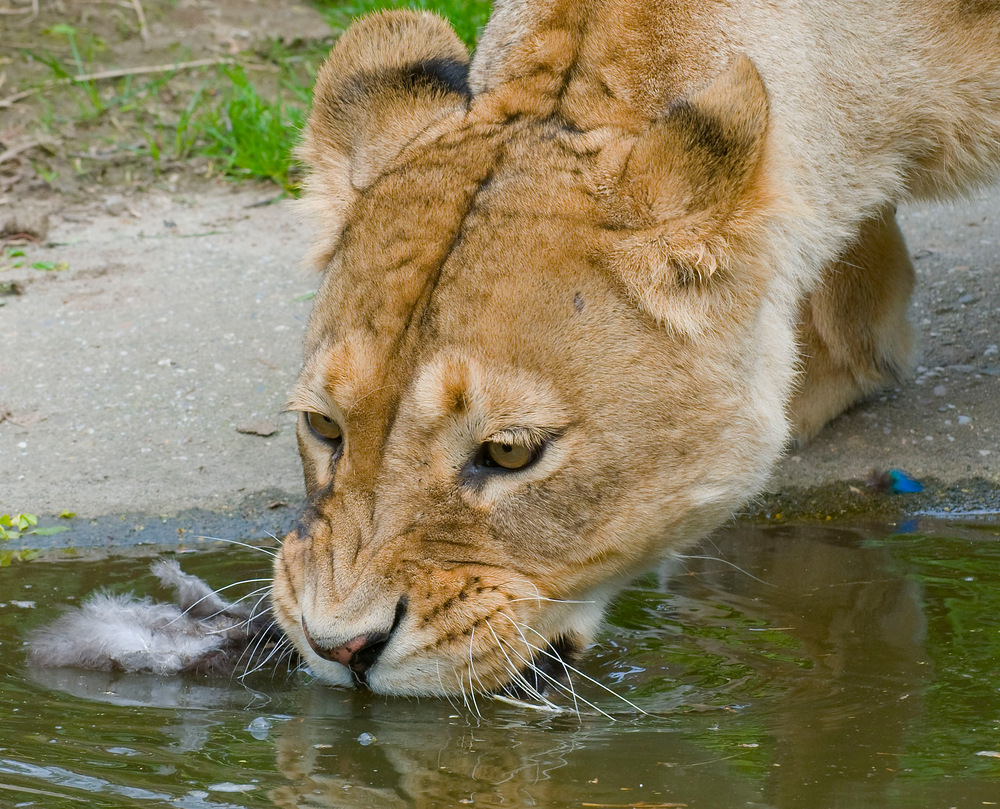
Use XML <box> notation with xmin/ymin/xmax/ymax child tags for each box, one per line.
<box><xmin>302</xmin><ymin>624</ymin><xmax>391</xmax><ymax>674</ymax></box>
<box><xmin>301</xmin><ymin>598</ymin><xmax>407</xmax><ymax>679</ymax></box>
<box><xmin>328</xmin><ymin>632</ymin><xmax>390</xmax><ymax>673</ymax></box>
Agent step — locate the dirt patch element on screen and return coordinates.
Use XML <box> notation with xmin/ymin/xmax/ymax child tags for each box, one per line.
<box><xmin>1</xmin><ymin>0</ymin><xmax>333</xmax><ymax>204</ymax></box>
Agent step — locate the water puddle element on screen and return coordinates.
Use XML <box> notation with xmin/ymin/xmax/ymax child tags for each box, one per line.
<box><xmin>3</xmin><ymin>521</ymin><xmax>999</xmax><ymax>808</ymax></box>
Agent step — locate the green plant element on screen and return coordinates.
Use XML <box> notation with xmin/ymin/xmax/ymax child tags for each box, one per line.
<box><xmin>1</xmin><ymin>248</ymin><xmax>25</xmax><ymax>271</ymax></box>
<box><xmin>0</xmin><ymin>513</ymin><xmax>68</xmax><ymax>540</ymax></box>
<box><xmin>191</xmin><ymin>66</ymin><xmax>305</xmax><ymax>190</ymax></box>
<box><xmin>1</xmin><ymin>513</ymin><xmax>64</xmax><ymax>562</ymax></box>
<box><xmin>173</xmin><ymin>82</ymin><xmax>212</xmax><ymax>161</ymax></box>
<box><xmin>0</xmin><ymin>549</ymin><xmax>38</xmax><ymax>566</ymax></box>
<box><xmin>318</xmin><ymin>0</ymin><xmax>492</xmax><ymax>47</ymax></box>
<box><xmin>26</xmin><ymin>24</ymin><xmax>105</xmax><ymax>115</ymax></box>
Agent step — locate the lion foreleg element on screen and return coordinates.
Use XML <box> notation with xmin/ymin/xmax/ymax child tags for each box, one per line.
<box><xmin>790</xmin><ymin>207</ymin><xmax>916</xmax><ymax>442</ymax></box>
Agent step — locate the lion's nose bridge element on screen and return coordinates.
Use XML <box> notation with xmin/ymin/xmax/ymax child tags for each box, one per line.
<box><xmin>300</xmin><ymin>493</ymin><xmax>408</xmax><ymax>619</ymax></box>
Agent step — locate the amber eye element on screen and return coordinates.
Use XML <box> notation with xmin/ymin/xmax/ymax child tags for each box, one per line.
<box><xmin>485</xmin><ymin>441</ymin><xmax>535</xmax><ymax>470</ymax></box>
<box><xmin>305</xmin><ymin>412</ymin><xmax>342</xmax><ymax>444</ymax></box>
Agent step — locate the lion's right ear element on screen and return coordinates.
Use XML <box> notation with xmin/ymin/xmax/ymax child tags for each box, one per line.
<box><xmin>594</xmin><ymin>56</ymin><xmax>774</xmax><ymax>336</ymax></box>
<box><xmin>298</xmin><ymin>11</ymin><xmax>471</xmax><ymax>270</ymax></box>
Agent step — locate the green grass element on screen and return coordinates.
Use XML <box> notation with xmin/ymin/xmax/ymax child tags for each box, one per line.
<box><xmin>186</xmin><ymin>67</ymin><xmax>307</xmax><ymax>191</ymax></box>
<box><xmin>27</xmin><ymin>23</ymin><xmax>105</xmax><ymax>116</ymax></box>
<box><xmin>174</xmin><ymin>0</ymin><xmax>489</xmax><ymax>188</ymax></box>
<box><xmin>20</xmin><ymin>31</ymin><xmax>322</xmax><ymax>191</ymax></box>
<box><xmin>318</xmin><ymin>0</ymin><xmax>491</xmax><ymax>48</ymax></box>
<box><xmin>14</xmin><ymin>1</ymin><xmax>489</xmax><ymax>192</ymax></box>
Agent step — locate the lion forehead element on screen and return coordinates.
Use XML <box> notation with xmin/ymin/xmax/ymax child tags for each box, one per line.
<box><xmin>289</xmin><ymin>332</ymin><xmax>385</xmax><ymax>416</ymax></box>
<box><xmin>406</xmin><ymin>351</ymin><xmax>571</xmax><ymax>429</ymax></box>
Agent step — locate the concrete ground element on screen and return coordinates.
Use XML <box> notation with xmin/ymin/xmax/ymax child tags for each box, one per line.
<box><xmin>1</xmin><ymin>185</ymin><xmax>998</xmax><ymax>547</ymax></box>
<box><xmin>764</xmin><ymin>191</ymin><xmax>1000</xmax><ymax>521</ymax></box>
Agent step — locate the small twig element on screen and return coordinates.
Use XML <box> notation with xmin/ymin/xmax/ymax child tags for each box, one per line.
<box><xmin>72</xmin><ymin>57</ymin><xmax>236</xmax><ymax>83</ymax></box>
<box><xmin>130</xmin><ymin>0</ymin><xmax>149</xmax><ymax>42</ymax></box>
<box><xmin>0</xmin><ymin>0</ymin><xmax>37</xmax><ymax>15</ymax></box>
<box><xmin>0</xmin><ymin>58</ymin><xmax>236</xmax><ymax>108</ymax></box>
<box><xmin>0</xmin><ymin>137</ymin><xmax>57</xmax><ymax>166</ymax></box>
<box><xmin>0</xmin><ymin>87</ymin><xmax>38</xmax><ymax>109</ymax></box>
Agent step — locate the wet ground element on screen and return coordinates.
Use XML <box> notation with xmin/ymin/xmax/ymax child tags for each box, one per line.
<box><xmin>5</xmin><ymin>520</ymin><xmax>1000</xmax><ymax>808</ymax></box>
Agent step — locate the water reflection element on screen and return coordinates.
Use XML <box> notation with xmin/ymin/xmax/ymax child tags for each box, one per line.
<box><xmin>258</xmin><ymin>524</ymin><xmax>936</xmax><ymax>808</ymax></box>
<box><xmin>5</xmin><ymin>522</ymin><xmax>999</xmax><ymax>808</ymax></box>
<box><xmin>662</xmin><ymin>525</ymin><xmax>931</xmax><ymax>808</ymax></box>
<box><xmin>263</xmin><ymin>691</ymin><xmax>767</xmax><ymax>808</ymax></box>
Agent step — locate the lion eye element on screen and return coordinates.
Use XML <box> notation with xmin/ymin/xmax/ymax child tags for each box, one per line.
<box><xmin>485</xmin><ymin>441</ymin><xmax>536</xmax><ymax>470</ymax></box>
<box><xmin>305</xmin><ymin>412</ymin><xmax>343</xmax><ymax>445</ymax></box>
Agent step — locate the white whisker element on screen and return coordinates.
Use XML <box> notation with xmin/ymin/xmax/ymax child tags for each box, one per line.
<box><xmin>237</xmin><ymin>619</ymin><xmax>280</xmax><ymax>679</ymax></box>
<box><xmin>485</xmin><ymin>620</ymin><xmax>561</xmax><ymax>712</ymax></box>
<box><xmin>437</xmin><ymin>661</ymin><xmax>462</xmax><ymax>714</ymax></box>
<box><xmin>467</xmin><ymin>626</ymin><xmax>483</xmax><ymax>718</ymax></box>
<box><xmin>495</xmin><ymin>628</ymin><xmax>611</xmax><ymax>720</ymax></box>
<box><xmin>490</xmin><ymin>693</ymin><xmax>567</xmax><ymax>713</ymax></box>
<box><xmin>251</xmin><ymin>624</ymin><xmax>290</xmax><ymax>682</ymax></box>
<box><xmin>513</xmin><ymin>620</ymin><xmax>648</xmax><ymax>716</ymax></box>
<box><xmin>674</xmin><ymin>553</ymin><xmax>774</xmax><ymax>586</ymax></box>
<box><xmin>197</xmin><ymin>586</ymin><xmax>272</xmax><ymax>633</ymax></box>
<box><xmin>166</xmin><ymin>578</ymin><xmax>272</xmax><ymax>627</ymax></box>
<box><xmin>507</xmin><ymin>597</ymin><xmax>596</xmax><ymax>605</ymax></box>
<box><xmin>193</xmin><ymin>535</ymin><xmax>279</xmax><ymax>557</ymax></box>
<box><xmin>258</xmin><ymin>634</ymin><xmax>294</xmax><ymax>682</ymax></box>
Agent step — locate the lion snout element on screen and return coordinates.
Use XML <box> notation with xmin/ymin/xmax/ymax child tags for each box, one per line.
<box><xmin>300</xmin><ymin>596</ymin><xmax>407</xmax><ymax>685</ymax></box>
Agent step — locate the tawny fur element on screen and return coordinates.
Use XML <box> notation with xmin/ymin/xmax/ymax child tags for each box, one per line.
<box><xmin>273</xmin><ymin>3</ymin><xmax>1000</xmax><ymax>697</ymax></box>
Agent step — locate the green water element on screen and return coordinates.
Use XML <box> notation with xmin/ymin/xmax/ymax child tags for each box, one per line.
<box><xmin>2</xmin><ymin>521</ymin><xmax>999</xmax><ymax>808</ymax></box>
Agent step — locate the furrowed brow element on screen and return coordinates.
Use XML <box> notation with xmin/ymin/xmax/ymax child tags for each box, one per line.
<box><xmin>286</xmin><ymin>335</ymin><xmax>384</xmax><ymax>415</ymax></box>
<box><xmin>284</xmin><ymin>383</ymin><xmax>330</xmax><ymax>414</ymax></box>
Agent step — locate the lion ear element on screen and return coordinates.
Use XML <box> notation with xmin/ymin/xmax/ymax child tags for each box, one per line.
<box><xmin>599</xmin><ymin>55</ymin><xmax>773</xmax><ymax>334</ymax></box>
<box><xmin>298</xmin><ymin>11</ymin><xmax>471</xmax><ymax>270</ymax></box>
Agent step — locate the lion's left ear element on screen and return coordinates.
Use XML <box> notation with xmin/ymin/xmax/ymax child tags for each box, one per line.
<box><xmin>596</xmin><ymin>55</ymin><xmax>774</xmax><ymax>335</ymax></box>
<box><xmin>298</xmin><ymin>10</ymin><xmax>471</xmax><ymax>270</ymax></box>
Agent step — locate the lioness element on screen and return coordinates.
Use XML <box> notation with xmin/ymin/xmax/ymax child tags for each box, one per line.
<box><xmin>272</xmin><ymin>1</ymin><xmax>1000</xmax><ymax>698</ymax></box>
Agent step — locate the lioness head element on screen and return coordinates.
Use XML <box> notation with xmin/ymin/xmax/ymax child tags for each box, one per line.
<box><xmin>272</xmin><ymin>10</ymin><xmax>795</xmax><ymax>697</ymax></box>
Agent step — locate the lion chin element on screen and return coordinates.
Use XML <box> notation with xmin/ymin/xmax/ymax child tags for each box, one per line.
<box><xmin>270</xmin><ymin>3</ymin><xmax>1000</xmax><ymax>697</ymax></box>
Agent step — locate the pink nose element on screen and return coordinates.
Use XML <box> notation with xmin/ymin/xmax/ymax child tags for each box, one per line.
<box><xmin>325</xmin><ymin>633</ymin><xmax>382</xmax><ymax>667</ymax></box>
<box><xmin>301</xmin><ymin>621</ymin><xmax>390</xmax><ymax>675</ymax></box>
